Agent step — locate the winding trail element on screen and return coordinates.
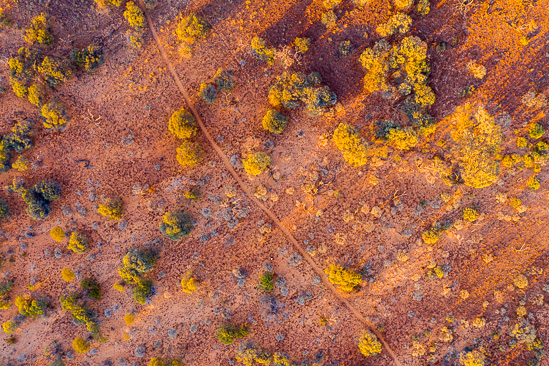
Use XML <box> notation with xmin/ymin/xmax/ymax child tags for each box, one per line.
<box><xmin>136</xmin><ymin>2</ymin><xmax>401</xmax><ymax>364</ymax></box>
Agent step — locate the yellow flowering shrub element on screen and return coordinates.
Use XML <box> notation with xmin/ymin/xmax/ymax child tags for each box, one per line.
<box><xmin>25</xmin><ymin>13</ymin><xmax>53</xmax><ymax>45</ymax></box>
<box><xmin>124</xmin><ymin>313</ymin><xmax>135</xmax><ymax>325</ymax></box>
<box><xmin>123</xmin><ymin>1</ymin><xmax>145</xmax><ymax>30</ymax></box>
<box><xmin>61</xmin><ymin>268</ymin><xmax>75</xmax><ymax>282</ymax></box>
<box><xmin>15</xmin><ymin>295</ymin><xmax>45</xmax><ymax>317</ymax></box>
<box><xmin>387</xmin><ymin>127</ymin><xmax>418</xmax><ymax>150</ymax></box>
<box><xmin>168</xmin><ymin>109</ymin><xmax>197</xmax><ymax>139</ymax></box>
<box><xmin>72</xmin><ymin>337</ymin><xmax>90</xmax><ymax>353</ymax></box>
<box><xmin>50</xmin><ymin>226</ymin><xmax>65</xmax><ymax>242</ymax></box>
<box><xmin>94</xmin><ymin>0</ymin><xmax>121</xmax><ymax>8</ymax></box>
<box><xmin>459</xmin><ymin>350</ymin><xmax>485</xmax><ymax>366</ymax></box>
<box><xmin>294</xmin><ymin>37</ymin><xmax>311</xmax><ymax>53</ymax></box>
<box><xmin>463</xmin><ymin>207</ymin><xmax>477</xmax><ymax>222</ymax></box>
<box><xmin>12</xmin><ymin>156</ymin><xmax>28</xmax><ymax>171</ymax></box>
<box><xmin>98</xmin><ymin>197</ymin><xmax>123</xmax><ymax>220</ymax></box>
<box><xmin>41</xmin><ymin>100</ymin><xmax>68</xmax><ymax>129</ymax></box>
<box><xmin>324</xmin><ymin>264</ymin><xmax>362</xmax><ymax>292</ymax></box>
<box><xmin>262</xmin><ymin>110</ymin><xmax>287</xmax><ymax>134</ymax></box>
<box><xmin>27</xmin><ymin>84</ymin><xmax>45</xmax><ymax>107</ymax></box>
<box><xmin>159</xmin><ymin>211</ymin><xmax>193</xmax><ymax>240</ymax></box>
<box><xmin>251</xmin><ymin>36</ymin><xmax>275</xmax><ymax>65</ymax></box>
<box><xmin>176</xmin><ymin>141</ymin><xmax>201</xmax><ymax>167</ymax></box>
<box><xmin>67</xmin><ymin>232</ymin><xmax>88</xmax><ymax>254</ymax></box>
<box><xmin>242</xmin><ymin>152</ymin><xmax>271</xmax><ymax>176</ymax></box>
<box><xmin>358</xmin><ymin>330</ymin><xmax>382</xmax><ymax>356</ymax></box>
<box><xmin>2</xmin><ymin>319</ymin><xmax>17</xmax><ymax>334</ymax></box>
<box><xmin>175</xmin><ymin>13</ymin><xmax>210</xmax><ymax>45</ymax></box>
<box><xmin>181</xmin><ymin>273</ymin><xmax>198</xmax><ymax>293</ymax></box>
<box><xmin>38</xmin><ymin>56</ymin><xmax>71</xmax><ymax>87</ymax></box>
<box><xmin>333</xmin><ymin>123</ymin><xmax>368</xmax><ymax>166</ymax></box>
<box><xmin>71</xmin><ymin>45</ymin><xmax>104</xmax><ymax>73</ymax></box>
<box><xmin>376</xmin><ymin>12</ymin><xmax>412</xmax><ymax>38</ymax></box>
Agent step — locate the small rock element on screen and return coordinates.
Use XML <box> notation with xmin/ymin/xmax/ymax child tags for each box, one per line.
<box><xmin>54</xmin><ymin>249</ymin><xmax>62</xmax><ymax>259</ymax></box>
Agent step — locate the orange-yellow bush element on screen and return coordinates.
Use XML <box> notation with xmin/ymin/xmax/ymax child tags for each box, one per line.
<box><xmin>72</xmin><ymin>337</ymin><xmax>90</xmax><ymax>353</ymax></box>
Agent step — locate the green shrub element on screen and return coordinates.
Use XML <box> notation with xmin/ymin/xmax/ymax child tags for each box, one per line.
<box><xmin>60</xmin><ymin>293</ymin><xmax>99</xmax><ymax>333</ymax></box>
<box><xmin>199</xmin><ymin>83</ymin><xmax>217</xmax><ymax>104</ymax></box>
<box><xmin>175</xmin><ymin>13</ymin><xmax>210</xmax><ymax>44</ymax></box>
<box><xmin>67</xmin><ymin>232</ymin><xmax>88</xmax><ymax>254</ymax></box>
<box><xmin>242</xmin><ymin>152</ymin><xmax>271</xmax><ymax>176</ymax></box>
<box><xmin>176</xmin><ymin>141</ymin><xmax>201</xmax><ymax>166</ymax></box>
<box><xmin>97</xmin><ymin>197</ymin><xmax>123</xmax><ymax>220</ymax></box>
<box><xmin>213</xmin><ymin>68</ymin><xmax>234</xmax><ymax>92</ymax></box>
<box><xmin>333</xmin><ymin>123</ymin><xmax>368</xmax><ymax>166</ymax></box>
<box><xmin>25</xmin><ymin>13</ymin><xmax>53</xmax><ymax>45</ymax></box>
<box><xmin>41</xmin><ymin>100</ymin><xmax>68</xmax><ymax>129</ymax></box>
<box><xmin>529</xmin><ymin>123</ymin><xmax>545</xmax><ymax>139</ymax></box>
<box><xmin>0</xmin><ymin>279</ymin><xmax>14</xmax><ymax>297</ymax></box>
<box><xmin>15</xmin><ymin>295</ymin><xmax>46</xmax><ymax>317</ymax></box>
<box><xmin>168</xmin><ymin>109</ymin><xmax>197</xmax><ymax>139</ymax></box>
<box><xmin>159</xmin><ymin>211</ymin><xmax>193</xmax><ymax>240</ymax></box>
<box><xmin>72</xmin><ymin>337</ymin><xmax>90</xmax><ymax>353</ymax></box>
<box><xmin>2</xmin><ymin>319</ymin><xmax>17</xmax><ymax>334</ymax></box>
<box><xmin>3</xmin><ymin>119</ymin><xmax>33</xmax><ymax>153</ymax></box>
<box><xmin>133</xmin><ymin>278</ymin><xmax>153</xmax><ymax>304</ymax></box>
<box><xmin>124</xmin><ymin>1</ymin><xmax>145</xmax><ymax>30</ymax></box>
<box><xmin>262</xmin><ymin>110</ymin><xmax>287</xmax><ymax>134</ymax></box>
<box><xmin>251</xmin><ymin>37</ymin><xmax>275</xmax><ymax>65</ymax></box>
<box><xmin>80</xmin><ymin>277</ymin><xmax>102</xmax><ymax>300</ymax></box>
<box><xmin>71</xmin><ymin>45</ymin><xmax>104</xmax><ymax>73</ymax></box>
<box><xmin>358</xmin><ymin>330</ymin><xmax>382</xmax><ymax>357</ymax></box>
<box><xmin>217</xmin><ymin>323</ymin><xmax>248</xmax><ymax>345</ymax></box>
<box><xmin>324</xmin><ymin>264</ymin><xmax>362</xmax><ymax>292</ymax></box>
<box><xmin>8</xmin><ymin>179</ymin><xmax>60</xmax><ymax>220</ymax></box>
<box><xmin>258</xmin><ymin>272</ymin><xmax>274</xmax><ymax>292</ymax></box>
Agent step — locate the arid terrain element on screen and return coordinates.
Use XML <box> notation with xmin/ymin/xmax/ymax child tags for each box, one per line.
<box><xmin>0</xmin><ymin>0</ymin><xmax>548</xmax><ymax>365</ymax></box>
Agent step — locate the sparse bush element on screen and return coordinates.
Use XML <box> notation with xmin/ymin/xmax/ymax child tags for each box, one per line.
<box><xmin>339</xmin><ymin>40</ymin><xmax>352</xmax><ymax>56</ymax></box>
<box><xmin>463</xmin><ymin>207</ymin><xmax>477</xmax><ymax>222</ymax></box>
<box><xmin>27</xmin><ymin>84</ymin><xmax>46</xmax><ymax>107</ymax></box>
<box><xmin>176</xmin><ymin>141</ymin><xmax>201</xmax><ymax>166</ymax></box>
<box><xmin>422</xmin><ymin>226</ymin><xmax>442</xmax><ymax>244</ymax></box>
<box><xmin>12</xmin><ymin>156</ymin><xmax>28</xmax><ymax>171</ymax></box>
<box><xmin>417</xmin><ymin>0</ymin><xmax>430</xmax><ymax>15</ymax></box>
<box><xmin>514</xmin><ymin>274</ymin><xmax>528</xmax><ymax>289</ymax></box>
<box><xmin>323</xmin><ymin>0</ymin><xmax>342</xmax><ymax>9</ymax></box>
<box><xmin>376</xmin><ymin>12</ymin><xmax>412</xmax><ymax>38</ymax></box>
<box><xmin>71</xmin><ymin>45</ymin><xmax>104</xmax><ymax>73</ymax></box>
<box><xmin>387</xmin><ymin>127</ymin><xmax>418</xmax><ymax>150</ymax></box>
<box><xmin>2</xmin><ymin>319</ymin><xmax>17</xmax><ymax>334</ymax></box>
<box><xmin>325</xmin><ymin>264</ymin><xmax>362</xmax><ymax>292</ymax></box>
<box><xmin>0</xmin><ymin>280</ymin><xmax>14</xmax><ymax>298</ymax></box>
<box><xmin>217</xmin><ymin>323</ymin><xmax>249</xmax><ymax>345</ymax></box>
<box><xmin>148</xmin><ymin>358</ymin><xmax>184</xmax><ymax>366</ymax></box>
<box><xmin>61</xmin><ymin>268</ymin><xmax>75</xmax><ymax>282</ymax></box>
<box><xmin>94</xmin><ymin>0</ymin><xmax>121</xmax><ymax>8</ymax></box>
<box><xmin>168</xmin><ymin>109</ymin><xmax>197</xmax><ymax>140</ymax></box>
<box><xmin>294</xmin><ymin>37</ymin><xmax>311</xmax><ymax>53</ymax></box>
<box><xmin>175</xmin><ymin>13</ymin><xmax>210</xmax><ymax>44</ymax></box>
<box><xmin>262</xmin><ymin>110</ymin><xmax>287</xmax><ymax>134</ymax></box>
<box><xmin>181</xmin><ymin>273</ymin><xmax>198</xmax><ymax>293</ymax></box>
<box><xmin>242</xmin><ymin>152</ymin><xmax>271</xmax><ymax>176</ymax></box>
<box><xmin>25</xmin><ymin>13</ymin><xmax>53</xmax><ymax>45</ymax></box>
<box><xmin>358</xmin><ymin>330</ymin><xmax>382</xmax><ymax>357</ymax></box>
<box><xmin>72</xmin><ymin>337</ymin><xmax>90</xmax><ymax>354</ymax></box>
<box><xmin>528</xmin><ymin>123</ymin><xmax>545</xmax><ymax>140</ymax></box>
<box><xmin>98</xmin><ymin>197</ymin><xmax>123</xmax><ymax>220</ymax></box>
<box><xmin>8</xmin><ymin>178</ymin><xmax>61</xmax><ymax>220</ymax></box>
<box><xmin>0</xmin><ymin>8</ymin><xmax>11</xmax><ymax>27</ymax></box>
<box><xmin>41</xmin><ymin>100</ymin><xmax>68</xmax><ymax>129</ymax></box>
<box><xmin>0</xmin><ymin>199</ymin><xmax>9</xmax><ymax>221</ymax></box>
<box><xmin>199</xmin><ymin>83</ymin><xmax>217</xmax><ymax>104</ymax></box>
<box><xmin>124</xmin><ymin>1</ymin><xmax>145</xmax><ymax>30</ymax></box>
<box><xmin>3</xmin><ymin>119</ymin><xmax>33</xmax><ymax>153</ymax></box>
<box><xmin>133</xmin><ymin>278</ymin><xmax>153</xmax><ymax>304</ymax></box>
<box><xmin>60</xmin><ymin>293</ymin><xmax>99</xmax><ymax>333</ymax></box>
<box><xmin>80</xmin><ymin>277</ymin><xmax>102</xmax><ymax>300</ymax></box>
<box><xmin>15</xmin><ymin>295</ymin><xmax>46</xmax><ymax>317</ymax></box>
<box><xmin>50</xmin><ymin>226</ymin><xmax>65</xmax><ymax>242</ymax></box>
<box><xmin>67</xmin><ymin>232</ymin><xmax>88</xmax><ymax>254</ymax></box>
<box><xmin>160</xmin><ymin>210</ymin><xmax>193</xmax><ymax>240</ymax></box>
<box><xmin>213</xmin><ymin>68</ymin><xmax>234</xmax><ymax>92</ymax></box>
<box><xmin>258</xmin><ymin>272</ymin><xmax>274</xmax><ymax>292</ymax></box>
<box><xmin>251</xmin><ymin>37</ymin><xmax>275</xmax><ymax>65</ymax></box>
<box><xmin>333</xmin><ymin>123</ymin><xmax>368</xmax><ymax>166</ymax></box>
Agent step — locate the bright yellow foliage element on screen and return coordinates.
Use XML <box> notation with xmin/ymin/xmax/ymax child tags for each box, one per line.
<box><xmin>25</xmin><ymin>13</ymin><xmax>52</xmax><ymax>45</ymax></box>
<box><xmin>168</xmin><ymin>109</ymin><xmax>197</xmax><ymax>139</ymax></box>
<box><xmin>41</xmin><ymin>101</ymin><xmax>67</xmax><ymax>129</ymax></box>
<box><xmin>294</xmin><ymin>37</ymin><xmax>311</xmax><ymax>53</ymax></box>
<box><xmin>72</xmin><ymin>337</ymin><xmax>90</xmax><ymax>353</ymax></box>
<box><xmin>123</xmin><ymin>2</ymin><xmax>145</xmax><ymax>30</ymax></box>
<box><xmin>2</xmin><ymin>320</ymin><xmax>17</xmax><ymax>334</ymax></box>
<box><xmin>12</xmin><ymin>156</ymin><xmax>28</xmax><ymax>171</ymax></box>
<box><xmin>175</xmin><ymin>13</ymin><xmax>209</xmax><ymax>44</ymax></box>
<box><xmin>358</xmin><ymin>330</ymin><xmax>382</xmax><ymax>356</ymax></box>
<box><xmin>181</xmin><ymin>273</ymin><xmax>198</xmax><ymax>294</ymax></box>
<box><xmin>67</xmin><ymin>232</ymin><xmax>88</xmax><ymax>254</ymax></box>
<box><xmin>61</xmin><ymin>268</ymin><xmax>75</xmax><ymax>282</ymax></box>
<box><xmin>376</xmin><ymin>12</ymin><xmax>412</xmax><ymax>38</ymax></box>
<box><xmin>27</xmin><ymin>84</ymin><xmax>45</xmax><ymax>107</ymax></box>
<box><xmin>50</xmin><ymin>226</ymin><xmax>65</xmax><ymax>242</ymax></box>
<box><xmin>459</xmin><ymin>350</ymin><xmax>485</xmax><ymax>366</ymax></box>
<box><xmin>124</xmin><ymin>313</ymin><xmax>135</xmax><ymax>325</ymax></box>
<box><xmin>98</xmin><ymin>198</ymin><xmax>123</xmax><ymax>220</ymax></box>
<box><xmin>387</xmin><ymin>128</ymin><xmax>418</xmax><ymax>150</ymax></box>
<box><xmin>242</xmin><ymin>152</ymin><xmax>271</xmax><ymax>176</ymax></box>
<box><xmin>333</xmin><ymin>123</ymin><xmax>368</xmax><ymax>166</ymax></box>
<box><xmin>176</xmin><ymin>141</ymin><xmax>201</xmax><ymax>167</ymax></box>
<box><xmin>324</xmin><ymin>264</ymin><xmax>362</xmax><ymax>292</ymax></box>
<box><xmin>463</xmin><ymin>207</ymin><xmax>477</xmax><ymax>222</ymax></box>
<box><xmin>251</xmin><ymin>37</ymin><xmax>275</xmax><ymax>65</ymax></box>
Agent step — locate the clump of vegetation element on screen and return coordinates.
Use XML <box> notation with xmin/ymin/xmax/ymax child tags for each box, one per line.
<box><xmin>0</xmin><ymin>280</ymin><xmax>14</xmax><ymax>310</ymax></box>
<box><xmin>447</xmin><ymin>104</ymin><xmax>501</xmax><ymax>188</ymax></box>
<box><xmin>199</xmin><ymin>82</ymin><xmax>217</xmax><ymax>104</ymax></box>
<box><xmin>7</xmin><ymin>178</ymin><xmax>61</xmax><ymax>220</ymax></box>
<box><xmin>15</xmin><ymin>295</ymin><xmax>46</xmax><ymax>317</ymax></box>
<box><xmin>168</xmin><ymin>109</ymin><xmax>197</xmax><ymax>139</ymax></box>
<box><xmin>0</xmin><ymin>8</ymin><xmax>12</xmax><ymax>27</ymax></box>
<box><xmin>159</xmin><ymin>210</ymin><xmax>193</xmax><ymax>240</ymax></box>
<box><xmin>97</xmin><ymin>197</ymin><xmax>123</xmax><ymax>220</ymax></box>
<box><xmin>394</xmin><ymin>0</ymin><xmax>413</xmax><ymax>10</ymax></box>
<box><xmin>463</xmin><ymin>207</ymin><xmax>477</xmax><ymax>222</ymax></box>
<box><xmin>528</xmin><ymin>123</ymin><xmax>545</xmax><ymax>140</ymax></box>
<box><xmin>25</xmin><ymin>13</ymin><xmax>53</xmax><ymax>45</ymax></box>
<box><xmin>417</xmin><ymin>0</ymin><xmax>430</xmax><ymax>15</ymax></box>
<box><xmin>242</xmin><ymin>152</ymin><xmax>271</xmax><ymax>176</ymax></box>
<box><xmin>61</xmin><ymin>268</ymin><xmax>75</xmax><ymax>282</ymax></box>
<box><xmin>325</xmin><ymin>264</ymin><xmax>362</xmax><ymax>292</ymax></box>
<box><xmin>41</xmin><ymin>100</ymin><xmax>68</xmax><ymax>129</ymax></box>
<box><xmin>527</xmin><ymin>175</ymin><xmax>540</xmax><ymax>190</ymax></box>
<box><xmin>60</xmin><ymin>293</ymin><xmax>99</xmax><ymax>333</ymax></box>
<box><xmin>72</xmin><ymin>337</ymin><xmax>90</xmax><ymax>354</ymax></box>
<box><xmin>262</xmin><ymin>110</ymin><xmax>288</xmax><ymax>134</ymax></box>
<box><xmin>2</xmin><ymin>319</ymin><xmax>17</xmax><ymax>334</ymax></box>
<box><xmin>67</xmin><ymin>232</ymin><xmax>88</xmax><ymax>254</ymax></box>
<box><xmin>124</xmin><ymin>313</ymin><xmax>135</xmax><ymax>325</ymax></box>
<box><xmin>217</xmin><ymin>323</ymin><xmax>249</xmax><ymax>345</ymax></box>
<box><xmin>513</xmin><ymin>274</ymin><xmax>528</xmax><ymax>289</ymax></box>
<box><xmin>333</xmin><ymin>123</ymin><xmax>368</xmax><ymax>166</ymax></box>
<box><xmin>93</xmin><ymin>0</ymin><xmax>121</xmax><ymax>8</ymax></box>
<box><xmin>258</xmin><ymin>272</ymin><xmax>274</xmax><ymax>292</ymax></box>
<box><xmin>0</xmin><ymin>199</ymin><xmax>9</xmax><ymax>221</ymax></box>
<box><xmin>294</xmin><ymin>37</ymin><xmax>311</xmax><ymax>53</ymax></box>
<box><xmin>321</xmin><ymin>10</ymin><xmax>337</xmax><ymax>28</ymax></box>
<box><xmin>251</xmin><ymin>37</ymin><xmax>276</xmax><ymax>65</ymax></box>
<box><xmin>181</xmin><ymin>273</ymin><xmax>199</xmax><ymax>293</ymax></box>
<box><xmin>71</xmin><ymin>45</ymin><xmax>104</xmax><ymax>73</ymax></box>
<box><xmin>358</xmin><ymin>330</ymin><xmax>382</xmax><ymax>357</ymax></box>
<box><xmin>339</xmin><ymin>40</ymin><xmax>352</xmax><ymax>57</ymax></box>
<box><xmin>376</xmin><ymin>12</ymin><xmax>412</xmax><ymax>38</ymax></box>
<box><xmin>176</xmin><ymin>141</ymin><xmax>201</xmax><ymax>167</ymax></box>
<box><xmin>148</xmin><ymin>358</ymin><xmax>184</xmax><ymax>366</ymax></box>
<box><xmin>38</xmin><ymin>56</ymin><xmax>71</xmax><ymax>87</ymax></box>
<box><xmin>50</xmin><ymin>226</ymin><xmax>65</xmax><ymax>242</ymax></box>
<box><xmin>175</xmin><ymin>13</ymin><xmax>210</xmax><ymax>44</ymax></box>
<box><xmin>467</xmin><ymin>61</ymin><xmax>486</xmax><ymax>79</ymax></box>
<box><xmin>27</xmin><ymin>84</ymin><xmax>46</xmax><ymax>107</ymax></box>
<box><xmin>80</xmin><ymin>277</ymin><xmax>102</xmax><ymax>300</ymax></box>
<box><xmin>269</xmin><ymin>71</ymin><xmax>337</xmax><ymax>116</ymax></box>
<box><xmin>422</xmin><ymin>225</ymin><xmax>443</xmax><ymax>244</ymax></box>
<box><xmin>459</xmin><ymin>350</ymin><xmax>485</xmax><ymax>366</ymax></box>
<box><xmin>124</xmin><ymin>1</ymin><xmax>145</xmax><ymax>30</ymax></box>
<box><xmin>213</xmin><ymin>68</ymin><xmax>235</xmax><ymax>92</ymax></box>
<box><xmin>118</xmin><ymin>248</ymin><xmax>156</xmax><ymax>304</ymax></box>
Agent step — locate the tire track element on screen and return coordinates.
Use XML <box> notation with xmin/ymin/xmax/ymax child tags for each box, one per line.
<box><xmin>136</xmin><ymin>2</ymin><xmax>401</xmax><ymax>364</ymax></box>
